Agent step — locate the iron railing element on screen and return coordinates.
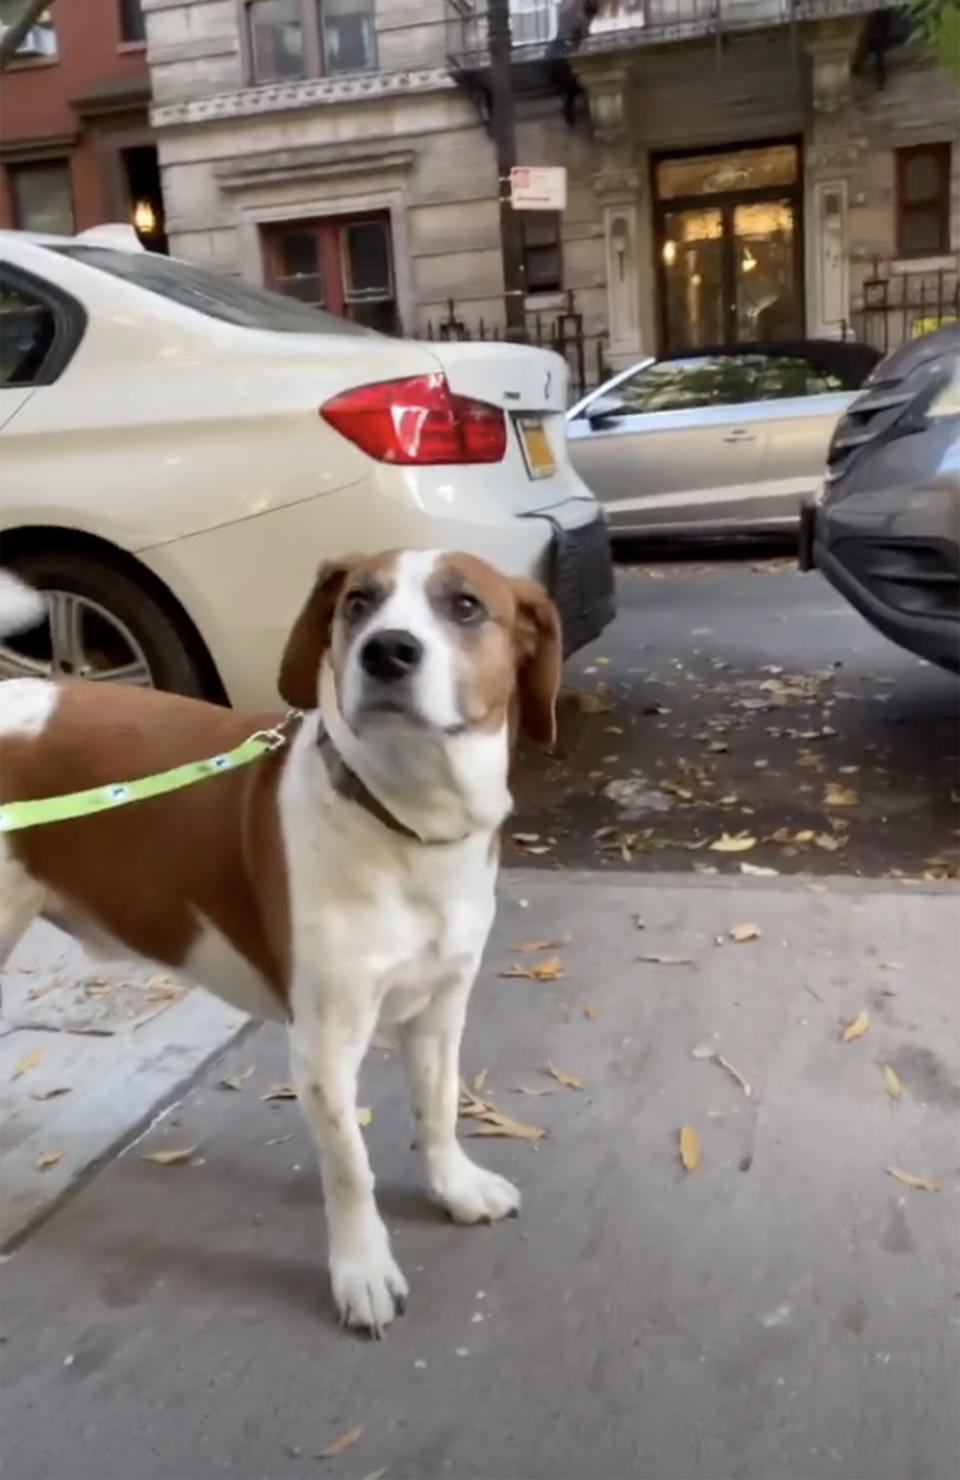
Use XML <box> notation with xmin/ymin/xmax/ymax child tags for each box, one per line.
<box><xmin>421</xmin><ymin>289</ymin><xmax>610</xmax><ymax>400</ymax></box>
<box><xmin>847</xmin><ymin>257</ymin><xmax>960</xmax><ymax>354</ymax></box>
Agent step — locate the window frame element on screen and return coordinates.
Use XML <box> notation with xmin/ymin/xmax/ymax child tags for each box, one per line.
<box><xmin>7</xmin><ymin>158</ymin><xmax>75</xmax><ymax>238</ymax></box>
<box><xmin>0</xmin><ymin>261</ymin><xmax>87</xmax><ymax>389</ymax></box>
<box><xmin>895</xmin><ymin>142</ymin><xmax>952</xmax><ymax>259</ymax></box>
<box><xmin>520</xmin><ymin>211</ymin><xmax>563</xmax><ymax>296</ymax></box>
<box><xmin>117</xmin><ymin>0</ymin><xmax>147</xmax><ymax>46</ymax></box>
<box><xmin>240</xmin><ymin>0</ymin><xmax>377</xmax><ymax>85</ymax></box>
<box><xmin>261</xmin><ymin>213</ymin><xmax>398</xmax><ymax>332</ymax></box>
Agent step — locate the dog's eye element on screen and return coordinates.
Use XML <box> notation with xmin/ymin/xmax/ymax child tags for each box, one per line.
<box><xmin>343</xmin><ymin>589</ymin><xmax>374</xmax><ymax>623</ymax></box>
<box><xmin>449</xmin><ymin>591</ymin><xmax>485</xmax><ymax>624</ymax></box>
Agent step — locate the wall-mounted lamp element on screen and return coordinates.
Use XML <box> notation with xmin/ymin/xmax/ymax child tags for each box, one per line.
<box><xmin>133</xmin><ymin>199</ymin><xmax>157</xmax><ymax>236</ymax></box>
<box><xmin>662</xmin><ymin>239</ymin><xmax>677</xmax><ymax>267</ymax></box>
<box><xmin>741</xmin><ymin>246</ymin><xmax>757</xmax><ymax>274</ymax></box>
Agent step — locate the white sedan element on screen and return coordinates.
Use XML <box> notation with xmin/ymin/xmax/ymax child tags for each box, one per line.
<box><xmin>0</xmin><ymin>228</ymin><xmax>613</xmax><ymax>708</ymax></box>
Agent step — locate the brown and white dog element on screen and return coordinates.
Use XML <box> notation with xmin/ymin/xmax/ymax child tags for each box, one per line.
<box><xmin>0</xmin><ymin>552</ymin><xmax>561</xmax><ymax>1333</ymax></box>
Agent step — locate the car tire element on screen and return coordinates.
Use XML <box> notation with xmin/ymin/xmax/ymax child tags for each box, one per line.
<box><xmin>1</xmin><ymin>548</ymin><xmax>209</xmax><ymax>698</ymax></box>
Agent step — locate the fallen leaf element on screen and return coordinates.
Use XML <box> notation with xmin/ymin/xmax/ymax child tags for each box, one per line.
<box><xmin>141</xmin><ymin>1146</ymin><xmax>197</xmax><ymax>1166</ymax></box>
<box><xmin>144</xmin><ymin>975</ymin><xmax>187</xmax><ymax>1002</ymax></box>
<box><xmin>716</xmin><ymin>1055</ymin><xmax>752</xmax><ymax>1097</ymax></box>
<box><xmin>472</xmin><ymin>1067</ymin><xmax>489</xmax><ymax>1093</ymax></box>
<box><xmin>729</xmin><ymin>922</ymin><xmax>761</xmax><ymax>943</ymax></box>
<box><xmin>11</xmin><ymin>1048</ymin><xmax>44</xmax><ymax>1080</ymax></box>
<box><xmin>583</xmin><ymin>1001</ymin><xmax>597</xmax><ymax>1019</ymax></box>
<box><xmin>516</xmin><ymin>939</ymin><xmax>565</xmax><ymax>953</ymax></box>
<box><xmin>824</xmin><ymin>782</ymin><xmax>858</xmax><ymax>808</ymax></box>
<box><xmin>469</xmin><ymin>1116</ymin><xmax>545</xmax><ymax>1141</ymax></box>
<box><xmin>813</xmin><ymin>832</ymin><xmax>845</xmax><ymax>851</ymax></box>
<box><xmin>841</xmin><ymin>1010</ymin><xmax>869</xmax><ymax>1043</ymax></box>
<box><xmin>512</xmin><ymin>1084</ymin><xmax>555</xmax><ymax>1097</ymax></box>
<box><xmin>877</xmin><ymin>961</ymin><xmax>904</xmax><ymax>972</ymax></box>
<box><xmin>356</xmin><ymin>1106</ymin><xmax>373</xmax><ymax>1127</ymax></box>
<box><xmin>317</xmin><ymin>1425</ymin><xmax>364</xmax><ymax>1459</ymax></box>
<box><xmin>35</xmin><ymin>1148</ymin><xmax>65</xmax><ymax>1171</ymax></box>
<box><xmin>740</xmin><ymin>861</ymin><xmax>779</xmax><ymax>877</ymax></box>
<box><xmin>499</xmin><ymin>956</ymin><xmax>564</xmax><ymax>981</ymax></box>
<box><xmin>264</xmin><ymin>1133</ymin><xmax>293</xmax><ymax>1146</ymax></box>
<box><xmin>886</xmin><ymin>1167</ymin><xmax>940</xmax><ymax>1192</ymax></box>
<box><xmin>709</xmin><ymin>833</ymin><xmax>757</xmax><ymax>853</ymax></box>
<box><xmin>690</xmin><ymin>1041</ymin><xmax>717</xmax><ymax>1060</ymax></box>
<box><xmin>547</xmin><ymin>1062</ymin><xmax>583</xmax><ymax>1091</ymax></box>
<box><xmin>261</xmin><ymin>1083</ymin><xmax>298</xmax><ymax>1100</ymax></box>
<box><xmin>679</xmin><ymin>1126</ymin><xmax>701</xmax><ymax>1172</ymax></box>
<box><xmin>359</xmin><ymin>1470</ymin><xmax>386</xmax><ymax>1480</ymax></box>
<box><xmin>637</xmin><ymin>954</ymin><xmax>694</xmax><ymax>966</ymax></box>
<box><xmin>218</xmin><ymin>1066</ymin><xmax>255</xmax><ymax>1091</ymax></box>
<box><xmin>576</xmin><ymin>690</ymin><xmax>613</xmax><ymax>715</ymax></box>
<box><xmin>882</xmin><ymin>1064</ymin><xmax>902</xmax><ymax>1100</ymax></box>
<box><xmin>29</xmin><ymin>1086</ymin><xmax>71</xmax><ymax>1101</ymax></box>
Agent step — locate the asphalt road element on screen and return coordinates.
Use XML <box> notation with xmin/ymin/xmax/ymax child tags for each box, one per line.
<box><xmin>511</xmin><ymin>556</ymin><xmax>959</xmax><ymax>881</ymax></box>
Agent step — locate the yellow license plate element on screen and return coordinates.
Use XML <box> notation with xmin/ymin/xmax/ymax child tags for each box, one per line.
<box><xmin>517</xmin><ymin>417</ymin><xmax>556</xmax><ymax>479</ymax></box>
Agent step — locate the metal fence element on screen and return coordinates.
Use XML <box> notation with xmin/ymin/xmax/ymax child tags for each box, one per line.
<box><xmin>847</xmin><ymin>258</ymin><xmax>960</xmax><ymax>355</ymax></box>
<box><xmin>421</xmin><ymin>290</ymin><xmax>610</xmax><ymax>401</ymax></box>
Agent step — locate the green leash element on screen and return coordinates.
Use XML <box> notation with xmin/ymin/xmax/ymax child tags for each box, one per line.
<box><xmin>0</xmin><ymin>717</ymin><xmax>297</xmax><ymax>835</ymax></box>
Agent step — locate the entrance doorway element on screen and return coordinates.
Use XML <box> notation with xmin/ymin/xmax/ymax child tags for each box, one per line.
<box><xmin>654</xmin><ymin>141</ymin><xmax>803</xmax><ymax>351</ymax></box>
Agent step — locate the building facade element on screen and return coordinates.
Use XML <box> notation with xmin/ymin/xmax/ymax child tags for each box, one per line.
<box><xmin>145</xmin><ymin>0</ymin><xmax>958</xmax><ymax>383</ymax></box>
<box><xmin>0</xmin><ymin>0</ymin><xmax>167</xmax><ymax>247</ymax></box>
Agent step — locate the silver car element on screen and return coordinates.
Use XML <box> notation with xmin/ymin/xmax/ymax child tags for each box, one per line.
<box><xmin>567</xmin><ymin>340</ymin><xmax>879</xmax><ymax>539</ymax></box>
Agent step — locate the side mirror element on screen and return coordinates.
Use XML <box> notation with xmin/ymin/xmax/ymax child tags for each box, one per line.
<box><xmin>586</xmin><ymin>394</ymin><xmax>625</xmax><ymax>426</ymax></box>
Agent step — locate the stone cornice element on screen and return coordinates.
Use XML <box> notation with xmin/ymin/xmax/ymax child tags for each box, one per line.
<box><xmin>152</xmin><ymin>68</ymin><xmax>455</xmax><ymax>129</ymax></box>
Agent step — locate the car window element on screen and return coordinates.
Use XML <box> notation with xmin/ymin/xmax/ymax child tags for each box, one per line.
<box><xmin>0</xmin><ymin>281</ymin><xmax>57</xmax><ymax>387</ymax></box>
<box><xmin>613</xmin><ymin>355</ymin><xmax>762</xmax><ymax>414</ymax></box>
<box><xmin>756</xmin><ymin>354</ymin><xmax>846</xmax><ymax>399</ymax></box>
<box><xmin>53</xmin><ymin>245</ymin><xmax>372</xmax><ymax>337</ymax></box>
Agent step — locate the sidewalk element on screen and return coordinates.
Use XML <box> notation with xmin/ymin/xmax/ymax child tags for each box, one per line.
<box><xmin>1</xmin><ymin>871</ymin><xmax>958</xmax><ymax>1480</ymax></box>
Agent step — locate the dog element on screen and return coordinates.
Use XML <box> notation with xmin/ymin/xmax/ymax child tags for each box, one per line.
<box><xmin>0</xmin><ymin>551</ymin><xmax>561</xmax><ymax>1333</ymax></box>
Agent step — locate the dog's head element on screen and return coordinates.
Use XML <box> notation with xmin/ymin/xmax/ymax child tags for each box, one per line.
<box><xmin>278</xmin><ymin>549</ymin><xmax>561</xmax><ymax>746</ymax></box>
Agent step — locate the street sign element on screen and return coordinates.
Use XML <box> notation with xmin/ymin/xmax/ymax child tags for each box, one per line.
<box><xmin>510</xmin><ymin>166</ymin><xmax>567</xmax><ymax>211</ymax></box>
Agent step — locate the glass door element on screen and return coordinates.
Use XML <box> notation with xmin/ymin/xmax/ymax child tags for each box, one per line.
<box><xmin>660</xmin><ymin>207</ymin><xmax>724</xmax><ymax>351</ymax></box>
<box><xmin>733</xmin><ymin>199</ymin><xmax>802</xmax><ymax>342</ymax></box>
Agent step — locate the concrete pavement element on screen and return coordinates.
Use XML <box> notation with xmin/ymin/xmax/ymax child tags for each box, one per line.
<box><xmin>2</xmin><ymin>870</ymin><xmax>958</xmax><ymax>1480</ymax></box>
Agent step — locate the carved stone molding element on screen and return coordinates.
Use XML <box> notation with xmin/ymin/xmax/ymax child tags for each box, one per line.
<box><xmin>578</xmin><ymin>64</ymin><xmax>631</xmax><ymax>145</ymax></box>
<box><xmin>592</xmin><ymin>167</ymin><xmax>643</xmax><ymax>202</ymax></box>
<box><xmin>152</xmin><ymin>68</ymin><xmax>454</xmax><ymax>129</ymax></box>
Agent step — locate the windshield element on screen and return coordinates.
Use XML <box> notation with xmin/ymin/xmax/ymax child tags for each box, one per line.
<box><xmin>54</xmin><ymin>245</ymin><xmax>372</xmax><ymax>337</ymax></box>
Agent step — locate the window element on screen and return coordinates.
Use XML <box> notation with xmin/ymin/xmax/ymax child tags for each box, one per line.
<box><xmin>118</xmin><ymin>0</ymin><xmax>146</xmax><ymax>44</ymax></box>
<box><xmin>55</xmin><ymin>244</ymin><xmax>370</xmax><ymax>335</ymax></box>
<box><xmin>262</xmin><ymin>215</ymin><xmax>397</xmax><ymax>333</ymax></box>
<box><xmin>8</xmin><ymin>161</ymin><xmax>74</xmax><ymax>236</ymax></box>
<box><xmin>0</xmin><ymin>0</ymin><xmax>58</xmax><ymax>59</ymax></box>
<box><xmin>755</xmin><ymin>354</ymin><xmax>845</xmax><ymax>399</ymax></box>
<box><xmin>521</xmin><ymin>213</ymin><xmax>562</xmax><ymax>294</ymax></box>
<box><xmin>0</xmin><ymin>281</ymin><xmax>56</xmax><ymax>387</ymax></box>
<box><xmin>610</xmin><ymin>355</ymin><xmax>761</xmax><ymax>415</ymax></box>
<box><xmin>244</xmin><ymin>0</ymin><xmax>376</xmax><ymax>83</ymax></box>
<box><xmin>896</xmin><ymin>144</ymin><xmax>951</xmax><ymax>257</ymax></box>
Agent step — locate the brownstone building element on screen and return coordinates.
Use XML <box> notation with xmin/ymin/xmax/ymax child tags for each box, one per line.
<box><xmin>0</xmin><ymin>0</ymin><xmax>166</xmax><ymax>246</ymax></box>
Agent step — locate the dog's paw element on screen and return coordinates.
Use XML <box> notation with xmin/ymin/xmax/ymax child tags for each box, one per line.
<box><xmin>430</xmin><ymin>1155</ymin><xmax>520</xmax><ymax>1225</ymax></box>
<box><xmin>329</xmin><ymin>1237</ymin><xmax>409</xmax><ymax>1338</ymax></box>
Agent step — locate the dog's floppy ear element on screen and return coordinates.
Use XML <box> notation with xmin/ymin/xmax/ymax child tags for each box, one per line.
<box><xmin>511</xmin><ymin>577</ymin><xmax>562</xmax><ymax>745</ymax></box>
<box><xmin>278</xmin><ymin>558</ymin><xmax>359</xmax><ymax>708</ymax></box>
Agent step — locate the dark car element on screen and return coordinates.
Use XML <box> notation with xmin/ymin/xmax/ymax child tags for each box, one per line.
<box><xmin>800</xmin><ymin>325</ymin><xmax>960</xmax><ymax>672</ymax></box>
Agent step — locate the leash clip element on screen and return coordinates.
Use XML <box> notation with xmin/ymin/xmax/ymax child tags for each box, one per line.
<box><xmin>251</xmin><ymin>708</ymin><xmax>303</xmax><ymax>753</ymax></box>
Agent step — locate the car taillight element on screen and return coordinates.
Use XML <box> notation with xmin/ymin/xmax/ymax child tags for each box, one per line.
<box><xmin>321</xmin><ymin>373</ymin><xmax>506</xmax><ymax>465</ymax></box>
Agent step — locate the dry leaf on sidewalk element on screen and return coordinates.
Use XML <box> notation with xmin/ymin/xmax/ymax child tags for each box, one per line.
<box><xmin>356</xmin><ymin>1107</ymin><xmax>373</xmax><ymax>1127</ymax></box>
<box><xmin>729</xmin><ymin>922</ymin><xmax>761</xmax><ymax>943</ymax></box>
<box><xmin>11</xmin><ymin>1049</ymin><xmax>44</xmax><ymax>1081</ymax></box>
<box><xmin>887</xmin><ymin>1167</ymin><xmax>940</xmax><ymax>1192</ymax></box>
<box><xmin>29</xmin><ymin>1086</ymin><xmax>71</xmax><ymax>1101</ymax></box>
<box><xmin>141</xmin><ymin>1147</ymin><xmax>197</xmax><ymax>1166</ymax></box>
<box><xmin>472</xmin><ymin>1068</ymin><xmax>489</xmax><ymax>1093</ymax></box>
<box><xmin>316</xmin><ymin>1425</ymin><xmax>364</xmax><ymax>1459</ymax></box>
<box><xmin>512</xmin><ymin>1084</ymin><xmax>555</xmax><ymax>1097</ymax></box>
<box><xmin>218</xmin><ymin>1067</ymin><xmax>255</xmax><ymax>1091</ymax></box>
<box><xmin>583</xmin><ymin>1001</ymin><xmax>597</xmax><ymax>1019</ymax></box>
<box><xmin>882</xmin><ymin>1064</ymin><xmax>902</xmax><ymax>1100</ymax></box>
<box><xmin>469</xmin><ymin>1113</ymin><xmax>545</xmax><ymax>1141</ymax></box>
<box><xmin>709</xmin><ymin>833</ymin><xmax>757</xmax><ymax>853</ymax></box>
<box><xmin>499</xmin><ymin>956</ymin><xmax>564</xmax><ymax>981</ymax></box>
<box><xmin>261</xmin><ymin>1083</ymin><xmax>298</xmax><ymax>1100</ymax></box>
<box><xmin>824</xmin><ymin>782</ymin><xmax>858</xmax><ymax>808</ymax></box>
<box><xmin>813</xmin><ymin>832</ymin><xmax>845</xmax><ymax>851</ymax></box>
<box><xmin>547</xmin><ymin>1063</ymin><xmax>583</xmax><ymax>1091</ymax></box>
<box><xmin>740</xmin><ymin>861</ymin><xmax>779</xmax><ymax>876</ymax></box>
<box><xmin>35</xmin><ymin>1148</ymin><xmax>65</xmax><ymax>1171</ymax></box>
<box><xmin>638</xmin><ymin>954</ymin><xmax>694</xmax><ymax>966</ymax></box>
<box><xmin>841</xmin><ymin>1010</ymin><xmax>869</xmax><ymax>1043</ymax></box>
<box><xmin>679</xmin><ymin>1126</ymin><xmax>701</xmax><ymax>1172</ymax></box>
<box><xmin>716</xmin><ymin>1055</ymin><xmax>752</xmax><ymax>1097</ymax></box>
<box><xmin>516</xmin><ymin>938</ymin><xmax>567</xmax><ymax>952</ymax></box>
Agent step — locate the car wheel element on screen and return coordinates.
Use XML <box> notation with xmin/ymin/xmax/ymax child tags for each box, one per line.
<box><xmin>0</xmin><ymin>549</ymin><xmax>208</xmax><ymax>698</ymax></box>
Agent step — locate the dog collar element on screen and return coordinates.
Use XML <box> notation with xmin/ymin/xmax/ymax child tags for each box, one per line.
<box><xmin>316</xmin><ymin>719</ymin><xmax>464</xmax><ymax>846</ymax></box>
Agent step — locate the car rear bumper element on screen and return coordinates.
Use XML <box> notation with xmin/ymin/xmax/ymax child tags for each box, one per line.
<box><xmin>804</xmin><ymin>498</ymin><xmax>960</xmax><ymax>671</ymax></box>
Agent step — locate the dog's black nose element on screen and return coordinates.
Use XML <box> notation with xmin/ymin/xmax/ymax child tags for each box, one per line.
<box><xmin>361</xmin><ymin>629</ymin><xmax>424</xmax><ymax>683</ymax></box>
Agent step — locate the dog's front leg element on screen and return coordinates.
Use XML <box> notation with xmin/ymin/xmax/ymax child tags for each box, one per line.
<box><xmin>289</xmin><ymin>993</ymin><xmax>408</xmax><ymax>1336</ymax></box>
<box><xmin>401</xmin><ymin>969</ymin><xmax>520</xmax><ymax>1224</ymax></box>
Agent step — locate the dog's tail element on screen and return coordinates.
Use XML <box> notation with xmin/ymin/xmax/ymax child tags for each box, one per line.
<box><xmin>0</xmin><ymin>570</ymin><xmax>46</xmax><ymax>642</ymax></box>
